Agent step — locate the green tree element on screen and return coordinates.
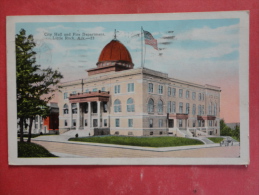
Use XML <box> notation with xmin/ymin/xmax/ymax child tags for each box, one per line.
<box><xmin>220</xmin><ymin>119</ymin><xmax>226</xmax><ymax>130</ymax></box>
<box><xmin>232</xmin><ymin>124</ymin><xmax>240</xmax><ymax>141</ymax></box>
<box><xmin>16</xmin><ymin>29</ymin><xmax>63</xmax><ymax>142</ymax></box>
<box><xmin>220</xmin><ymin>119</ymin><xmax>232</xmax><ymax>136</ymax></box>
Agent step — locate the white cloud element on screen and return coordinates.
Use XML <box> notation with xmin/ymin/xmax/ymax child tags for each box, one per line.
<box><xmin>176</xmin><ymin>24</ymin><xmax>239</xmax><ymax>43</ymax></box>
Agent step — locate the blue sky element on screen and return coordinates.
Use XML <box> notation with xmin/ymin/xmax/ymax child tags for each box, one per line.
<box><xmin>16</xmin><ymin>18</ymin><xmax>240</xmax><ymax>122</ymax></box>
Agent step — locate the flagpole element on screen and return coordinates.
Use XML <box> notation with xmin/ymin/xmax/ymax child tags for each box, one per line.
<box><xmin>141</xmin><ymin>26</ymin><xmax>143</xmax><ymax>68</ymax></box>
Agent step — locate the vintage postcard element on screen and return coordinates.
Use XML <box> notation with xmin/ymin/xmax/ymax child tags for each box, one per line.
<box><xmin>7</xmin><ymin>11</ymin><xmax>249</xmax><ymax>165</ymax></box>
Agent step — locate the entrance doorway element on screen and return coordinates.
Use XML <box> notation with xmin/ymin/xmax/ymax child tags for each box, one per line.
<box><xmin>168</xmin><ymin>119</ymin><xmax>174</xmax><ymax>128</ymax></box>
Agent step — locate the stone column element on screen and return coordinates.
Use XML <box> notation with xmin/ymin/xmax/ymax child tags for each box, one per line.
<box><xmin>204</xmin><ymin>119</ymin><xmax>208</xmax><ymax>134</ymax></box>
<box><xmin>175</xmin><ymin>119</ymin><xmax>178</xmax><ymax>128</ymax></box>
<box><xmin>107</xmin><ymin>116</ymin><xmax>110</xmax><ymax>127</ymax></box>
<box><xmin>88</xmin><ymin>102</ymin><xmax>91</xmax><ymax>128</ymax></box>
<box><xmin>76</xmin><ymin>103</ymin><xmax>80</xmax><ymax>130</ymax></box>
<box><xmin>70</xmin><ymin>103</ymin><xmax>73</xmax><ymax>128</ymax></box>
<box><xmin>97</xmin><ymin>101</ymin><xmax>101</xmax><ymax>127</ymax></box>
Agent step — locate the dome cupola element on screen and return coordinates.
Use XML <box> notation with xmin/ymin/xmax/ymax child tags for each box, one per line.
<box><xmin>87</xmin><ymin>38</ymin><xmax>134</xmax><ymax>76</ymax></box>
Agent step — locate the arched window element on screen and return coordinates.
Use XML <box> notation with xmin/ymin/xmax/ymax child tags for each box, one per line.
<box><xmin>114</xmin><ymin>99</ymin><xmax>121</xmax><ymax>112</ymax></box>
<box><xmin>72</xmin><ymin>103</ymin><xmax>77</xmax><ymax>114</ymax></box>
<box><xmin>63</xmin><ymin>104</ymin><xmax>69</xmax><ymax>114</ymax></box>
<box><xmin>127</xmin><ymin>98</ymin><xmax>135</xmax><ymax>112</ymax></box>
<box><xmin>148</xmin><ymin>99</ymin><xmax>154</xmax><ymax>113</ymax></box>
<box><xmin>158</xmin><ymin>100</ymin><xmax>163</xmax><ymax>113</ymax></box>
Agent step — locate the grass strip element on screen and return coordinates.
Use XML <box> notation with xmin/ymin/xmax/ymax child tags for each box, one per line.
<box><xmin>69</xmin><ymin>136</ymin><xmax>203</xmax><ymax>148</ymax></box>
<box><xmin>207</xmin><ymin>137</ymin><xmax>224</xmax><ymax>143</ymax></box>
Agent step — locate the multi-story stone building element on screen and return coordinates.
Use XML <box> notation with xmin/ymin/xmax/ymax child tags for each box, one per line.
<box><xmin>58</xmin><ymin>38</ymin><xmax>221</xmax><ymax>137</ymax></box>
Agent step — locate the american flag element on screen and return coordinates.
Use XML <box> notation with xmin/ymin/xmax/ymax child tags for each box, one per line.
<box><xmin>143</xmin><ymin>30</ymin><xmax>158</xmax><ymax>50</ymax></box>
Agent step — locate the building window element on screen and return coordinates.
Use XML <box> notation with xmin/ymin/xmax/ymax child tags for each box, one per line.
<box><xmin>168</xmin><ymin>87</ymin><xmax>171</xmax><ymax>96</ymax></box>
<box><xmin>64</xmin><ymin>120</ymin><xmax>68</xmax><ymax>127</ymax></box>
<box><xmin>198</xmin><ymin>93</ymin><xmax>202</xmax><ymax>101</ymax></box>
<box><xmin>72</xmin><ymin>103</ymin><xmax>77</xmax><ymax>114</ymax></box>
<box><xmin>214</xmin><ymin>103</ymin><xmax>217</xmax><ymax>116</ymax></box>
<box><xmin>115</xmin><ymin>85</ymin><xmax>120</xmax><ymax>94</ymax></box>
<box><xmin>35</xmin><ymin>124</ymin><xmax>38</xmax><ymax>129</ymax></box>
<box><xmin>85</xmin><ymin>89</ymin><xmax>89</xmax><ymax>93</ymax></box>
<box><xmin>93</xmin><ymin>119</ymin><xmax>97</xmax><ymax>127</ymax></box>
<box><xmin>158</xmin><ymin>100</ymin><xmax>163</xmax><ymax>113</ymax></box>
<box><xmin>192</xmin><ymin>92</ymin><xmax>196</xmax><ymax>100</ymax></box>
<box><xmin>63</xmin><ymin>104</ymin><xmax>69</xmax><ymax>114</ymax></box>
<box><xmin>167</xmin><ymin>101</ymin><xmax>171</xmax><ymax>113</ymax></box>
<box><xmin>198</xmin><ymin>105</ymin><xmax>202</xmax><ymax>115</ymax></box>
<box><xmin>159</xmin><ymin>119</ymin><xmax>163</xmax><ymax>127</ymax></box>
<box><xmin>179</xmin><ymin>119</ymin><xmax>182</xmax><ymax>127</ymax></box>
<box><xmin>84</xmin><ymin>119</ymin><xmax>87</xmax><ymax>126</ymax></box>
<box><xmin>128</xmin><ymin>83</ymin><xmax>134</xmax><ymax>92</ymax></box>
<box><xmin>101</xmin><ymin>87</ymin><xmax>105</xmax><ymax>92</ymax></box>
<box><xmin>127</xmin><ymin>98</ymin><xmax>135</xmax><ymax>112</ymax></box>
<box><xmin>72</xmin><ymin>91</ymin><xmax>77</xmax><ymax>95</ymax></box>
<box><xmin>169</xmin><ymin>119</ymin><xmax>174</xmax><ymax>128</ymax></box>
<box><xmin>158</xmin><ymin>85</ymin><xmax>163</xmax><ymax>94</ymax></box>
<box><xmin>114</xmin><ymin>99</ymin><xmax>121</xmax><ymax>112</ymax></box>
<box><xmin>179</xmin><ymin>89</ymin><xmax>183</xmax><ymax>98</ymax></box>
<box><xmin>209</xmin><ymin>120</ymin><xmax>213</xmax><ymax>127</ymax></box>
<box><xmin>92</xmin><ymin>88</ymin><xmax>98</xmax><ymax>92</ymax></box>
<box><xmin>198</xmin><ymin>120</ymin><xmax>201</xmax><ymax>127</ymax></box>
<box><xmin>104</xmin><ymin>119</ymin><xmax>107</xmax><ymax>127</ymax></box>
<box><xmin>128</xmin><ymin>119</ymin><xmax>133</xmax><ymax>127</ymax></box>
<box><xmin>172</xmin><ymin>88</ymin><xmax>176</xmax><ymax>97</ymax></box>
<box><xmin>64</xmin><ymin>92</ymin><xmax>68</xmax><ymax>99</ymax></box>
<box><xmin>172</xmin><ymin>101</ymin><xmax>176</xmax><ymax>113</ymax></box>
<box><xmin>192</xmin><ymin>104</ymin><xmax>196</xmax><ymax>115</ymax></box>
<box><xmin>186</xmin><ymin>103</ymin><xmax>190</xmax><ymax>114</ymax></box>
<box><xmin>202</xmin><ymin>105</ymin><xmax>205</xmax><ymax>115</ymax></box>
<box><xmin>148</xmin><ymin>99</ymin><xmax>154</xmax><ymax>113</ymax></box>
<box><xmin>193</xmin><ymin>120</ymin><xmax>196</xmax><ymax>127</ymax></box>
<box><xmin>208</xmin><ymin>102</ymin><xmax>213</xmax><ymax>115</ymax></box>
<box><xmin>202</xmin><ymin>93</ymin><xmax>205</xmax><ymax>100</ymax></box>
<box><xmin>148</xmin><ymin>83</ymin><xmax>153</xmax><ymax>93</ymax></box>
<box><xmin>115</xmin><ymin>119</ymin><xmax>120</xmax><ymax>127</ymax></box>
<box><xmin>35</xmin><ymin>117</ymin><xmax>38</xmax><ymax>122</ymax></box>
<box><xmin>149</xmin><ymin>119</ymin><xmax>153</xmax><ymax>128</ymax></box>
<box><xmin>179</xmin><ymin>102</ymin><xmax>183</xmax><ymax>113</ymax></box>
<box><xmin>103</xmin><ymin>102</ymin><xmax>108</xmax><ymax>113</ymax></box>
<box><xmin>73</xmin><ymin>119</ymin><xmax>76</xmax><ymax>127</ymax></box>
<box><xmin>186</xmin><ymin>90</ymin><xmax>189</xmax><ymax>99</ymax></box>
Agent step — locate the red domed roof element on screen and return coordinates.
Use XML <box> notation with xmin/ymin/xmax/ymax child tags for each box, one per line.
<box><xmin>98</xmin><ymin>40</ymin><xmax>132</xmax><ymax>63</ymax></box>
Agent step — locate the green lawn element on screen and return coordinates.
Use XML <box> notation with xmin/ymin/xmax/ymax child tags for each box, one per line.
<box><xmin>18</xmin><ymin>142</ymin><xmax>57</xmax><ymax>158</ymax></box>
<box><xmin>69</xmin><ymin>136</ymin><xmax>204</xmax><ymax>147</ymax></box>
<box><xmin>207</xmin><ymin>137</ymin><xmax>224</xmax><ymax>143</ymax></box>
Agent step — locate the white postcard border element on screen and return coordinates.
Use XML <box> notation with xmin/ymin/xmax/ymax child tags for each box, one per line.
<box><xmin>7</xmin><ymin>11</ymin><xmax>249</xmax><ymax>165</ymax></box>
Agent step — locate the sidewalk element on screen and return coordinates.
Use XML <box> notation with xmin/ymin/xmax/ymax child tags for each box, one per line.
<box><xmin>32</xmin><ymin>135</ymin><xmax>239</xmax><ymax>152</ymax></box>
